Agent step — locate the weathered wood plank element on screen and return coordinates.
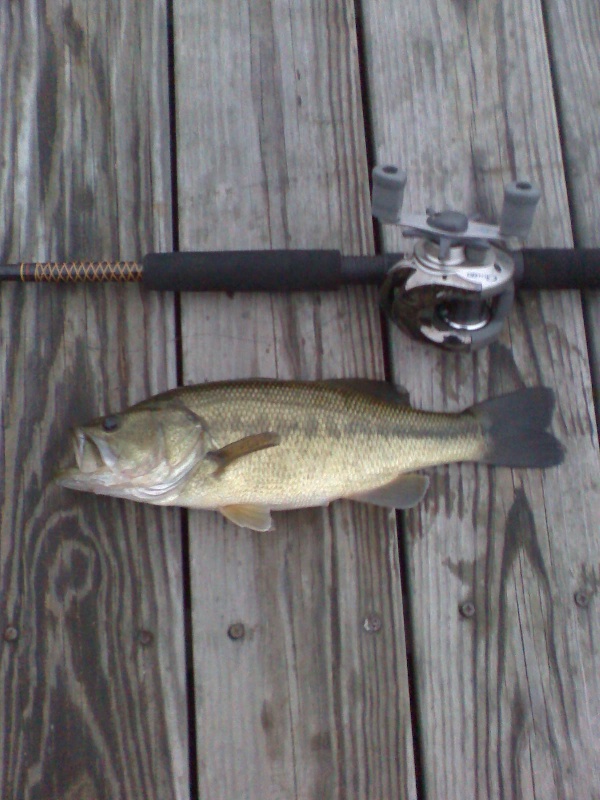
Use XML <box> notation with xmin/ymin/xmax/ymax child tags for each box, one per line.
<box><xmin>174</xmin><ymin>1</ymin><xmax>416</xmax><ymax>798</ymax></box>
<box><xmin>542</xmin><ymin>0</ymin><xmax>600</xmax><ymax>408</ymax></box>
<box><xmin>0</xmin><ymin>3</ymin><xmax>188</xmax><ymax>799</ymax></box>
<box><xmin>362</xmin><ymin>0</ymin><xmax>600</xmax><ymax>796</ymax></box>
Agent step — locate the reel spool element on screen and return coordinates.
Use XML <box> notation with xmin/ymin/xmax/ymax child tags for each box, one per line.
<box><xmin>372</xmin><ymin>165</ymin><xmax>540</xmax><ymax>351</ymax></box>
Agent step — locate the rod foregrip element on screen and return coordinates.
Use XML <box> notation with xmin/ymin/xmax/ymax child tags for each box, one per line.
<box><xmin>142</xmin><ymin>250</ymin><xmax>343</xmax><ymax>291</ymax></box>
<box><xmin>15</xmin><ymin>260</ymin><xmax>143</xmax><ymax>283</ymax></box>
<box><xmin>518</xmin><ymin>248</ymin><xmax>600</xmax><ymax>290</ymax></box>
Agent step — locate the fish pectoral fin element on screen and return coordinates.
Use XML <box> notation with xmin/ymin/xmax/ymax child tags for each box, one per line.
<box><xmin>219</xmin><ymin>503</ymin><xmax>274</xmax><ymax>532</ymax></box>
<box><xmin>207</xmin><ymin>432</ymin><xmax>281</xmax><ymax>475</ymax></box>
<box><xmin>348</xmin><ymin>473</ymin><xmax>430</xmax><ymax>509</ymax></box>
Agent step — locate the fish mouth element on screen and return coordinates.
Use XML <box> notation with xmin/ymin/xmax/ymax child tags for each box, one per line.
<box><xmin>80</xmin><ymin>431</ymin><xmax>119</xmax><ymax>470</ymax></box>
<box><xmin>72</xmin><ymin>428</ymin><xmax>119</xmax><ymax>472</ymax></box>
<box><xmin>55</xmin><ymin>428</ymin><xmax>117</xmax><ymax>489</ymax></box>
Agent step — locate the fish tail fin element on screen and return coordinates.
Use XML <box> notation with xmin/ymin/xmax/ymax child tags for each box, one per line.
<box><xmin>471</xmin><ymin>387</ymin><xmax>565</xmax><ymax>468</ymax></box>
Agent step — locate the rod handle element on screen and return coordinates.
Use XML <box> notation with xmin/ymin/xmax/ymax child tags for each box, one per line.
<box><xmin>518</xmin><ymin>248</ymin><xmax>600</xmax><ymax>289</ymax></box>
<box><xmin>142</xmin><ymin>250</ymin><xmax>343</xmax><ymax>291</ymax></box>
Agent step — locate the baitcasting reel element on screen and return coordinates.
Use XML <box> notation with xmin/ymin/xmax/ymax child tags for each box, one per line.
<box><xmin>372</xmin><ymin>165</ymin><xmax>540</xmax><ymax>351</ymax></box>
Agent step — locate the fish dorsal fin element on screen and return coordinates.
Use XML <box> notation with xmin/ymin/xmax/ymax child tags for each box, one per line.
<box><xmin>207</xmin><ymin>432</ymin><xmax>280</xmax><ymax>474</ymax></box>
<box><xmin>348</xmin><ymin>473</ymin><xmax>430</xmax><ymax>509</ymax></box>
<box><xmin>219</xmin><ymin>503</ymin><xmax>273</xmax><ymax>531</ymax></box>
<box><xmin>323</xmin><ymin>378</ymin><xmax>410</xmax><ymax>405</ymax></box>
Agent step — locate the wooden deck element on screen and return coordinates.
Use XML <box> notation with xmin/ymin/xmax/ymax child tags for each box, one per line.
<box><xmin>1</xmin><ymin>1</ymin><xmax>598</xmax><ymax>798</ymax></box>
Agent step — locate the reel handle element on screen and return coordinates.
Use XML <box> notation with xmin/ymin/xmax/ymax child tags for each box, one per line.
<box><xmin>372</xmin><ymin>164</ymin><xmax>541</xmax><ymax>245</ymax></box>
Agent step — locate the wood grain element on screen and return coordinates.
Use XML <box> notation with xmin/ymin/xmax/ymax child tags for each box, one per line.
<box><xmin>542</xmin><ymin>0</ymin><xmax>600</xmax><ymax>412</ymax></box>
<box><xmin>174</xmin><ymin>0</ymin><xmax>417</xmax><ymax>798</ymax></box>
<box><xmin>362</xmin><ymin>0</ymin><xmax>600</xmax><ymax>796</ymax></box>
<box><xmin>0</xmin><ymin>3</ymin><xmax>188</xmax><ymax>799</ymax></box>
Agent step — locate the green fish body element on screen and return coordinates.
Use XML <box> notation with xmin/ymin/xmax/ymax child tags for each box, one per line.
<box><xmin>56</xmin><ymin>379</ymin><xmax>563</xmax><ymax>531</ymax></box>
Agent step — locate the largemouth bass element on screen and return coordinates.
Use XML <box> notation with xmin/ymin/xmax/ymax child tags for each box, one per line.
<box><xmin>56</xmin><ymin>379</ymin><xmax>564</xmax><ymax>531</ymax></box>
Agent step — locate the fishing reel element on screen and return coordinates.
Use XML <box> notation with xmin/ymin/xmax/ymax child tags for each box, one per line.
<box><xmin>372</xmin><ymin>165</ymin><xmax>540</xmax><ymax>351</ymax></box>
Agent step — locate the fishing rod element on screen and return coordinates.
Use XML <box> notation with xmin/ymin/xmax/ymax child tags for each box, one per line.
<box><xmin>3</xmin><ymin>165</ymin><xmax>598</xmax><ymax>351</ymax></box>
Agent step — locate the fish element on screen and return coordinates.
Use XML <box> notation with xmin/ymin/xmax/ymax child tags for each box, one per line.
<box><xmin>55</xmin><ymin>378</ymin><xmax>564</xmax><ymax>531</ymax></box>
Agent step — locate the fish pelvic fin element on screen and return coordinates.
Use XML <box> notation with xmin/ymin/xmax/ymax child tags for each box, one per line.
<box><xmin>472</xmin><ymin>387</ymin><xmax>565</xmax><ymax>468</ymax></box>
<box><xmin>220</xmin><ymin>503</ymin><xmax>274</xmax><ymax>531</ymax></box>
<box><xmin>207</xmin><ymin>432</ymin><xmax>281</xmax><ymax>475</ymax></box>
<box><xmin>348</xmin><ymin>473</ymin><xmax>430</xmax><ymax>509</ymax></box>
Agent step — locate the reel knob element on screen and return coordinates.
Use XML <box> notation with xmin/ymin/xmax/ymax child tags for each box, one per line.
<box><xmin>499</xmin><ymin>181</ymin><xmax>541</xmax><ymax>238</ymax></box>
<box><xmin>371</xmin><ymin>165</ymin><xmax>407</xmax><ymax>223</ymax></box>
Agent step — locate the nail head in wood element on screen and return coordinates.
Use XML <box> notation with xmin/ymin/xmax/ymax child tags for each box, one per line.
<box><xmin>574</xmin><ymin>590</ymin><xmax>590</xmax><ymax>608</ymax></box>
<box><xmin>459</xmin><ymin>601</ymin><xmax>476</xmax><ymax>619</ymax></box>
<box><xmin>363</xmin><ymin>614</ymin><xmax>382</xmax><ymax>633</ymax></box>
<box><xmin>137</xmin><ymin>629</ymin><xmax>154</xmax><ymax>646</ymax></box>
<box><xmin>3</xmin><ymin>626</ymin><xmax>19</xmax><ymax>642</ymax></box>
<box><xmin>228</xmin><ymin>622</ymin><xmax>246</xmax><ymax>640</ymax></box>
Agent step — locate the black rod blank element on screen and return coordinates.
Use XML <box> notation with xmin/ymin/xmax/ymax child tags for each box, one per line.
<box><xmin>1</xmin><ymin>248</ymin><xmax>598</xmax><ymax>291</ymax></box>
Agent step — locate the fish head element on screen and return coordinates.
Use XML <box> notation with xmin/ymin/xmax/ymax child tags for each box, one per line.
<box><xmin>56</xmin><ymin>398</ymin><xmax>209</xmax><ymax>500</ymax></box>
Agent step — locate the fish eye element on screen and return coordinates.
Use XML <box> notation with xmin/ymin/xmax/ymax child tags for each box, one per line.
<box><xmin>102</xmin><ymin>415</ymin><xmax>120</xmax><ymax>433</ymax></box>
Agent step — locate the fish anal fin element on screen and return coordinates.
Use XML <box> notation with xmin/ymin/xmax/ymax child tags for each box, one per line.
<box><xmin>348</xmin><ymin>473</ymin><xmax>429</xmax><ymax>509</ymax></box>
<box><xmin>208</xmin><ymin>432</ymin><xmax>280</xmax><ymax>474</ymax></box>
<box><xmin>323</xmin><ymin>378</ymin><xmax>410</xmax><ymax>405</ymax></box>
<box><xmin>220</xmin><ymin>503</ymin><xmax>274</xmax><ymax>531</ymax></box>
